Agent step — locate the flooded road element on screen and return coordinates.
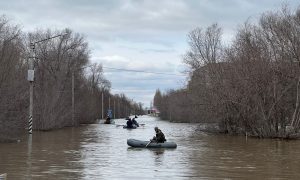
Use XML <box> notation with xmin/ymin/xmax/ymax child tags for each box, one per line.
<box><xmin>1</xmin><ymin>115</ymin><xmax>300</xmax><ymax>179</ymax></box>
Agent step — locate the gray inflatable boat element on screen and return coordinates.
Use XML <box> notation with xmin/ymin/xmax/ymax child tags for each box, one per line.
<box><xmin>127</xmin><ymin>139</ymin><xmax>177</xmax><ymax>148</ymax></box>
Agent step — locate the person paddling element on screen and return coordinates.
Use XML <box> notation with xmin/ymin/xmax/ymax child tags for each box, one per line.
<box><xmin>126</xmin><ymin>117</ymin><xmax>134</xmax><ymax>128</ymax></box>
<box><xmin>151</xmin><ymin>127</ymin><xmax>166</xmax><ymax>143</ymax></box>
<box><xmin>132</xmin><ymin>118</ymin><xmax>139</xmax><ymax>127</ymax></box>
<box><xmin>104</xmin><ymin>115</ymin><xmax>111</xmax><ymax>124</ymax></box>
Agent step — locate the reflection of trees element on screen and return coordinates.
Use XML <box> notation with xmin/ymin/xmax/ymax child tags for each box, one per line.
<box><xmin>0</xmin><ymin>128</ymin><xmax>85</xmax><ymax>179</ymax></box>
<box><xmin>187</xmin><ymin>135</ymin><xmax>300</xmax><ymax>179</ymax></box>
<box><xmin>30</xmin><ymin>129</ymin><xmax>84</xmax><ymax>179</ymax></box>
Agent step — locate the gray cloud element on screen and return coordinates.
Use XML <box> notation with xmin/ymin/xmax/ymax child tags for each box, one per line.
<box><xmin>2</xmin><ymin>0</ymin><xmax>299</xmax><ymax>44</ymax></box>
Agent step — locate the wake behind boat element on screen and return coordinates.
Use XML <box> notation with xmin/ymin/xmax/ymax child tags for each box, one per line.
<box><xmin>123</xmin><ymin>125</ymin><xmax>137</xmax><ymax>129</ymax></box>
<box><xmin>127</xmin><ymin>139</ymin><xmax>177</xmax><ymax>148</ymax></box>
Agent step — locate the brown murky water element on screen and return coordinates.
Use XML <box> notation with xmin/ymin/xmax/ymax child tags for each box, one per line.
<box><xmin>0</xmin><ymin>115</ymin><xmax>300</xmax><ymax>179</ymax></box>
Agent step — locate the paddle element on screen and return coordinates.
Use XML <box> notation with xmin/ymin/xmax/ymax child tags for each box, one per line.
<box><xmin>116</xmin><ymin>124</ymin><xmax>125</xmax><ymax>127</ymax></box>
<box><xmin>0</xmin><ymin>173</ymin><xmax>7</xmax><ymax>180</ymax></box>
<box><xmin>145</xmin><ymin>140</ymin><xmax>152</xmax><ymax>147</ymax></box>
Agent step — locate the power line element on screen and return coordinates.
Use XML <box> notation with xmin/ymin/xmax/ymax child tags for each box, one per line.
<box><xmin>102</xmin><ymin>66</ymin><xmax>187</xmax><ymax>76</ymax></box>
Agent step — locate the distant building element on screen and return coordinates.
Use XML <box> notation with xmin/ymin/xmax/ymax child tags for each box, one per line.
<box><xmin>147</xmin><ymin>107</ymin><xmax>160</xmax><ymax>116</ymax></box>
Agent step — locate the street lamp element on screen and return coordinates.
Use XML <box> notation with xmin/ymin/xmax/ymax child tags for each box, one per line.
<box><xmin>27</xmin><ymin>32</ymin><xmax>68</xmax><ymax>134</ymax></box>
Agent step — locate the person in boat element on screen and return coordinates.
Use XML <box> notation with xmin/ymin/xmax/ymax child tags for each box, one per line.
<box><xmin>132</xmin><ymin>118</ymin><xmax>139</xmax><ymax>127</ymax></box>
<box><xmin>126</xmin><ymin>117</ymin><xmax>134</xmax><ymax>128</ymax></box>
<box><xmin>104</xmin><ymin>115</ymin><xmax>111</xmax><ymax>124</ymax></box>
<box><xmin>151</xmin><ymin>127</ymin><xmax>166</xmax><ymax>143</ymax></box>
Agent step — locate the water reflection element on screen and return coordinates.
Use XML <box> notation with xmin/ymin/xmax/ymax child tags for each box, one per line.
<box><xmin>151</xmin><ymin>149</ymin><xmax>165</xmax><ymax>167</ymax></box>
<box><xmin>185</xmin><ymin>135</ymin><xmax>300</xmax><ymax>179</ymax></box>
<box><xmin>151</xmin><ymin>148</ymin><xmax>165</xmax><ymax>156</ymax></box>
<box><xmin>1</xmin><ymin>127</ymin><xmax>88</xmax><ymax>179</ymax></box>
<box><xmin>127</xmin><ymin>147</ymin><xmax>166</xmax><ymax>166</ymax></box>
<box><xmin>26</xmin><ymin>135</ymin><xmax>32</xmax><ymax>179</ymax></box>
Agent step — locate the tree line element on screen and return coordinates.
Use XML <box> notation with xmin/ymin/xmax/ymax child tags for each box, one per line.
<box><xmin>0</xmin><ymin>15</ymin><xmax>144</xmax><ymax>142</ymax></box>
<box><xmin>154</xmin><ymin>6</ymin><xmax>300</xmax><ymax>138</ymax></box>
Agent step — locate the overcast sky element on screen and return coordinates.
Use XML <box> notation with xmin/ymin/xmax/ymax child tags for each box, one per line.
<box><xmin>1</xmin><ymin>0</ymin><xmax>299</xmax><ymax>107</ymax></box>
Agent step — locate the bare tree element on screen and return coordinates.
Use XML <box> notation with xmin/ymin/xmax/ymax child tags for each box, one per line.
<box><xmin>157</xmin><ymin>5</ymin><xmax>300</xmax><ymax>138</ymax></box>
<box><xmin>0</xmin><ymin>16</ymin><xmax>26</xmax><ymax>141</ymax></box>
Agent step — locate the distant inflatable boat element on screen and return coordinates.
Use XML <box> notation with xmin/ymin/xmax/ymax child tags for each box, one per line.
<box><xmin>104</xmin><ymin>119</ymin><xmax>115</xmax><ymax>124</ymax></box>
<box><xmin>127</xmin><ymin>139</ymin><xmax>177</xmax><ymax>148</ymax></box>
<box><xmin>123</xmin><ymin>125</ymin><xmax>137</xmax><ymax>129</ymax></box>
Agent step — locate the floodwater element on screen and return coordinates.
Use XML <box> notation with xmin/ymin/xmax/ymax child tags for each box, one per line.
<box><xmin>1</xmin><ymin>115</ymin><xmax>300</xmax><ymax>179</ymax></box>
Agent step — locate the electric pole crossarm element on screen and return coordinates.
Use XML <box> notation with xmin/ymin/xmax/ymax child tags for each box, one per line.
<box><xmin>33</xmin><ymin>33</ymin><xmax>68</xmax><ymax>44</ymax></box>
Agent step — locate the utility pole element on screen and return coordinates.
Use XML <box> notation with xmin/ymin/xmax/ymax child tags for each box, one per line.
<box><xmin>27</xmin><ymin>43</ymin><xmax>35</xmax><ymax>134</ymax></box>
<box><xmin>132</xmin><ymin>99</ymin><xmax>135</xmax><ymax>115</ymax></box>
<box><xmin>109</xmin><ymin>96</ymin><xmax>111</xmax><ymax>110</ymax></box>
<box><xmin>27</xmin><ymin>33</ymin><xmax>68</xmax><ymax>134</ymax></box>
<box><xmin>108</xmin><ymin>95</ymin><xmax>110</xmax><ymax>118</ymax></box>
<box><xmin>113</xmin><ymin>98</ymin><xmax>115</xmax><ymax>119</ymax></box>
<box><xmin>72</xmin><ymin>71</ymin><xmax>75</xmax><ymax>126</ymax></box>
<box><xmin>101</xmin><ymin>91</ymin><xmax>104</xmax><ymax>119</ymax></box>
<box><xmin>118</xmin><ymin>99</ymin><xmax>120</xmax><ymax>118</ymax></box>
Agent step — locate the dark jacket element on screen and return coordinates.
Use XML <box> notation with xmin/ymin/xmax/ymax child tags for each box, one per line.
<box><xmin>155</xmin><ymin>129</ymin><xmax>166</xmax><ymax>143</ymax></box>
<box><xmin>104</xmin><ymin>116</ymin><xmax>111</xmax><ymax>124</ymax></box>
<box><xmin>132</xmin><ymin>118</ymin><xmax>139</xmax><ymax>127</ymax></box>
<box><xmin>126</xmin><ymin>119</ymin><xmax>133</xmax><ymax>128</ymax></box>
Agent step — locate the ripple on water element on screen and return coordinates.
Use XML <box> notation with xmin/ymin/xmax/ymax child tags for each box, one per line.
<box><xmin>1</xmin><ymin>116</ymin><xmax>300</xmax><ymax>179</ymax></box>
